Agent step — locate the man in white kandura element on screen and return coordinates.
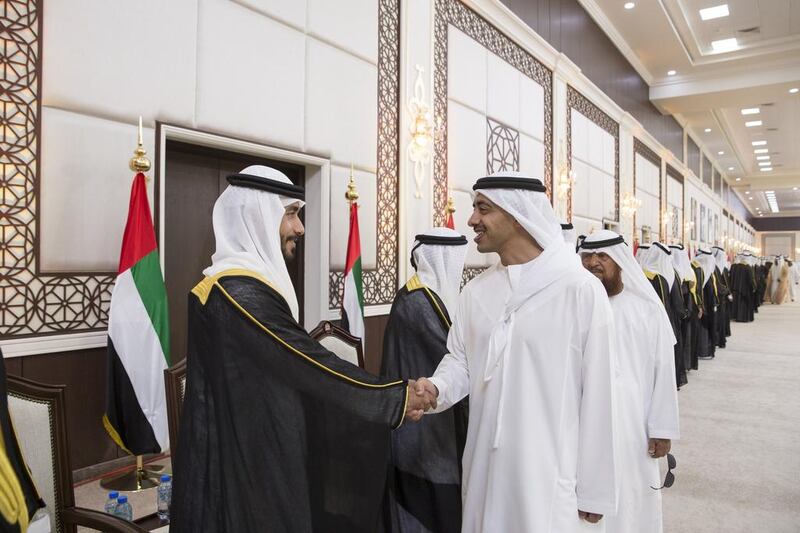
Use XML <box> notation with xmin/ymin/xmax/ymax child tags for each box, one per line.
<box><xmin>414</xmin><ymin>171</ymin><xmax>618</xmax><ymax>532</ymax></box>
<box><xmin>578</xmin><ymin>230</ymin><xmax>680</xmax><ymax>533</ymax></box>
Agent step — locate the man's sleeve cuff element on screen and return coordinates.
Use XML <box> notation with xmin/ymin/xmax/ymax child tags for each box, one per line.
<box><xmin>647</xmin><ymin>427</ymin><xmax>680</xmax><ymax>440</ymax></box>
<box><xmin>576</xmin><ymin>498</ymin><xmax>617</xmax><ymax>516</ymax></box>
<box><xmin>426</xmin><ymin>377</ymin><xmax>448</xmax><ymax>415</ymax></box>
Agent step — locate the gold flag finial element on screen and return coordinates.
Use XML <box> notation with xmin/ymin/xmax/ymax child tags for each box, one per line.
<box><xmin>129</xmin><ymin>116</ymin><xmax>151</xmax><ymax>174</ymax></box>
<box><xmin>345</xmin><ymin>163</ymin><xmax>359</xmax><ymax>204</ymax></box>
<box><xmin>446</xmin><ymin>194</ymin><xmax>456</xmax><ymax>215</ymax></box>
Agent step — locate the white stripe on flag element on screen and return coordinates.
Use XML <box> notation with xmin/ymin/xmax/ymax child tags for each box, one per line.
<box><xmin>343</xmin><ymin>269</ymin><xmax>364</xmax><ymax>342</ymax></box>
<box><xmin>108</xmin><ymin>270</ymin><xmax>169</xmax><ymax>450</ymax></box>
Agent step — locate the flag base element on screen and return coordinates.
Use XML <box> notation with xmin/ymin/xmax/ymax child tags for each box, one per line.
<box><xmin>100</xmin><ymin>455</ymin><xmax>165</xmax><ymax>492</ymax></box>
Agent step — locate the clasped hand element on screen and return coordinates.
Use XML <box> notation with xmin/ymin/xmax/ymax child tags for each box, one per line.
<box><xmin>404</xmin><ymin>378</ymin><xmax>439</xmax><ymax>422</ymax></box>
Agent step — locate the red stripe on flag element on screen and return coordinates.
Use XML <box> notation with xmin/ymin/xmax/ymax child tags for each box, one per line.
<box><xmin>118</xmin><ymin>173</ymin><xmax>158</xmax><ymax>274</ymax></box>
<box><xmin>344</xmin><ymin>203</ymin><xmax>361</xmax><ymax>273</ymax></box>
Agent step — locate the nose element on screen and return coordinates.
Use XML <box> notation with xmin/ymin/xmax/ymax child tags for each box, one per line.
<box><xmin>468</xmin><ymin>210</ymin><xmax>480</xmax><ymax>228</ymax></box>
<box><xmin>295</xmin><ymin>219</ymin><xmax>305</xmax><ymax>236</ymax></box>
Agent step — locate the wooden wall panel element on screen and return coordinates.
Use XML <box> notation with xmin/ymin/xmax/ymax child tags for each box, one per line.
<box><xmin>502</xmin><ymin>0</ymin><xmax>684</xmax><ymax>157</ymax></box>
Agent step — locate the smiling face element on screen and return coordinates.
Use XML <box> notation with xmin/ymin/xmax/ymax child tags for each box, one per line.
<box><xmin>581</xmin><ymin>251</ymin><xmax>623</xmax><ymax>296</ymax></box>
<box><xmin>279</xmin><ymin>203</ymin><xmax>305</xmax><ymax>260</ymax></box>
<box><xmin>467</xmin><ymin>193</ymin><xmax>519</xmax><ymax>254</ymax></box>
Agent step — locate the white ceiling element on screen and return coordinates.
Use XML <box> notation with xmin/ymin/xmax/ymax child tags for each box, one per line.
<box><xmin>579</xmin><ymin>0</ymin><xmax>800</xmax><ymax>217</ymax></box>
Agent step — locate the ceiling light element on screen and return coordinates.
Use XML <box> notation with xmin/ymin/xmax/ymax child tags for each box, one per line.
<box><xmin>756</xmin><ymin>155</ymin><xmax>770</xmax><ymax>161</ymax></box>
<box><xmin>712</xmin><ymin>37</ymin><xmax>738</xmax><ymax>52</ymax></box>
<box><xmin>704</xmin><ymin>128</ymin><xmax>712</xmax><ymax>133</ymax></box>
<box><xmin>751</xmin><ymin>140</ymin><xmax>767</xmax><ymax>146</ymax></box>
<box><xmin>759</xmin><ymin>214</ymin><xmax>763</xmax><ymax>217</ymax></box>
<box><xmin>741</xmin><ymin>107</ymin><xmax>760</xmax><ymax>115</ymax></box>
<box><xmin>790</xmin><ymin>88</ymin><xmax>799</xmax><ymax>94</ymax></box>
<box><xmin>667</xmin><ymin>70</ymin><xmax>677</xmax><ymax>76</ymax></box>
<box><xmin>700</xmin><ymin>4</ymin><xmax>730</xmax><ymax>21</ymax></box>
<box><xmin>794</xmin><ymin>187</ymin><xmax>798</xmax><ymax>191</ymax></box>
<box><xmin>718</xmin><ymin>151</ymin><xmax>724</xmax><ymax>155</ymax></box>
<box><xmin>624</xmin><ymin>2</ymin><xmax>635</xmax><ymax>9</ymax></box>
<box><xmin>765</xmin><ymin>190</ymin><xmax>779</xmax><ymax>213</ymax></box>
<box><xmin>745</xmin><ymin>120</ymin><xmax>762</xmax><ymax>127</ymax></box>
<box><xmin>735</xmin><ymin>177</ymin><xmax>741</xmax><ymax>181</ymax></box>
<box><xmin>728</xmin><ymin>167</ymin><xmax>734</xmax><ymax>170</ymax></box>
<box><xmin>754</xmin><ymin>148</ymin><xmax>768</xmax><ymax>154</ymax></box>
<box><xmin>760</xmin><ymin>167</ymin><xmax>772</xmax><ymax>172</ymax></box>
<box><xmin>758</xmin><ymin>162</ymin><xmax>771</xmax><ymax>166</ymax></box>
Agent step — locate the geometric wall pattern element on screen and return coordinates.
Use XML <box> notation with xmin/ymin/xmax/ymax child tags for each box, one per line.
<box><xmin>328</xmin><ymin>0</ymin><xmax>400</xmax><ymax>308</ymax></box>
<box><xmin>486</xmin><ymin>118</ymin><xmax>519</xmax><ymax>174</ymax></box>
<box><xmin>433</xmin><ymin>0</ymin><xmax>553</xmax><ymax>227</ymax></box>
<box><xmin>1</xmin><ymin>1</ymin><xmax>115</xmax><ymax>338</ymax></box>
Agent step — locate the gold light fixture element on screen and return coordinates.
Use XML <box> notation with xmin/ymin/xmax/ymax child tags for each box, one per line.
<box><xmin>407</xmin><ymin>66</ymin><xmax>433</xmax><ymax>199</ymax></box>
<box><xmin>556</xmin><ymin>141</ymin><xmax>574</xmax><ymax>201</ymax></box>
<box><xmin>621</xmin><ymin>192</ymin><xmax>641</xmax><ymax>219</ymax></box>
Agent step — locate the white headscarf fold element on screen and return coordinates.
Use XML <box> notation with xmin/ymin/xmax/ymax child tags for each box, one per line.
<box><xmin>580</xmin><ymin>230</ymin><xmax>675</xmax><ymax>345</ymax></box>
<box><xmin>694</xmin><ymin>248</ymin><xmax>716</xmax><ymax>287</ymax></box>
<box><xmin>203</xmin><ymin>165</ymin><xmax>305</xmax><ymax>321</ymax></box>
<box><xmin>561</xmin><ymin>222</ymin><xmax>577</xmax><ymax>250</ymax></box>
<box><xmin>712</xmin><ymin>246</ymin><xmax>729</xmax><ymax>271</ymax></box>
<box><xmin>635</xmin><ymin>244</ymin><xmax>651</xmax><ymax>266</ymax></box>
<box><xmin>411</xmin><ymin>227</ymin><xmax>468</xmax><ymax>316</ymax></box>
<box><xmin>640</xmin><ymin>242</ymin><xmax>677</xmax><ymax>290</ymax></box>
<box><xmin>669</xmin><ymin>244</ymin><xmax>695</xmax><ymax>283</ymax></box>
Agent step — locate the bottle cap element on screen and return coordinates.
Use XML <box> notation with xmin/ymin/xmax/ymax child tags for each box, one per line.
<box><xmin>108</xmin><ymin>491</ymin><xmax>119</xmax><ymax>499</ymax></box>
<box><xmin>160</xmin><ymin>474</ymin><xmax>171</xmax><ymax>482</ymax></box>
<box><xmin>117</xmin><ymin>495</ymin><xmax>128</xmax><ymax>504</ymax></box>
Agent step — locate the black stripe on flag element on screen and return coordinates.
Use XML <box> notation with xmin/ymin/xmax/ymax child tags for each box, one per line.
<box><xmin>104</xmin><ymin>337</ymin><xmax>161</xmax><ymax>455</ymax></box>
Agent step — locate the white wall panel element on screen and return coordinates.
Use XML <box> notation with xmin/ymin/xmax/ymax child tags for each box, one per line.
<box><xmin>233</xmin><ymin>0</ymin><xmax>306</xmax><ymax>29</ymax></box>
<box><xmin>196</xmin><ymin>0</ymin><xmax>305</xmax><ymax>150</ymax></box>
<box><xmin>305</xmin><ymin>38</ymin><xmax>378</xmax><ymax>171</ymax></box>
<box><xmin>307</xmin><ymin>0</ymin><xmax>378</xmax><ymax>63</ymax></box>
<box><xmin>328</xmin><ymin>165</ymin><xmax>377</xmax><ymax>270</ymax></box>
<box><xmin>40</xmin><ymin>108</ymin><xmax>155</xmax><ymax>272</ymax></box>
<box><xmin>448</xmin><ymin>28</ymin><xmax>487</xmax><ymax>113</ymax></box>
<box><xmin>447</xmin><ymin>101</ymin><xmax>487</xmax><ymax>190</ymax></box>
<box><xmin>519</xmin><ymin>76</ymin><xmax>544</xmax><ymax>140</ymax></box>
<box><xmin>43</xmin><ymin>0</ymin><xmax>197</xmax><ymax>125</ymax></box>
<box><xmin>519</xmin><ymin>135</ymin><xmax>545</xmax><ymax>178</ymax></box>
<box><xmin>487</xmin><ymin>55</ymin><xmax>520</xmax><ymax>129</ymax></box>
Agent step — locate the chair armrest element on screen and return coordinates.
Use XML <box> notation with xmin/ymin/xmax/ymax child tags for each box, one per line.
<box><xmin>61</xmin><ymin>507</ymin><xmax>150</xmax><ymax>532</ymax></box>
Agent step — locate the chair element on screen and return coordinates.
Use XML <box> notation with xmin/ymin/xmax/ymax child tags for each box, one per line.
<box><xmin>309</xmin><ymin>321</ymin><xmax>365</xmax><ymax>369</ymax></box>
<box><xmin>164</xmin><ymin>358</ymin><xmax>187</xmax><ymax>454</ymax></box>
<box><xmin>6</xmin><ymin>375</ymin><xmax>147</xmax><ymax>533</ymax></box>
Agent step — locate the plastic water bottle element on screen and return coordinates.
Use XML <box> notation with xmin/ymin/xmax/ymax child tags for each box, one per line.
<box><xmin>157</xmin><ymin>474</ymin><xmax>172</xmax><ymax>521</ymax></box>
<box><xmin>104</xmin><ymin>491</ymin><xmax>119</xmax><ymax>515</ymax></box>
<box><xmin>114</xmin><ymin>495</ymin><xmax>133</xmax><ymax>521</ymax></box>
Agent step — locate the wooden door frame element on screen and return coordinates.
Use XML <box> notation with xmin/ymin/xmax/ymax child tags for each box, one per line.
<box><xmin>155</xmin><ymin>123</ymin><xmax>331</xmax><ymax>330</ymax></box>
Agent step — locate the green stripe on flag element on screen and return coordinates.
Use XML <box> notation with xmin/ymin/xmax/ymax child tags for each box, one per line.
<box><xmin>130</xmin><ymin>250</ymin><xmax>171</xmax><ymax>364</ymax></box>
<box><xmin>353</xmin><ymin>257</ymin><xmax>364</xmax><ymax>310</ymax></box>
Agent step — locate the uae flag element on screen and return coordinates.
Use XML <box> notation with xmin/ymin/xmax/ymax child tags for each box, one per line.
<box><xmin>104</xmin><ymin>172</ymin><xmax>170</xmax><ymax>455</ymax></box>
<box><xmin>341</xmin><ymin>202</ymin><xmax>364</xmax><ymax>342</ymax></box>
<box><xmin>446</xmin><ymin>211</ymin><xmax>455</xmax><ymax>230</ymax></box>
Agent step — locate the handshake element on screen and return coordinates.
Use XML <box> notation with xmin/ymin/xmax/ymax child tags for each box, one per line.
<box><xmin>404</xmin><ymin>378</ymin><xmax>439</xmax><ymax>422</ymax></box>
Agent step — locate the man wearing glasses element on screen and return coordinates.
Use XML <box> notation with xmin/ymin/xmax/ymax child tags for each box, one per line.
<box><xmin>578</xmin><ymin>230</ymin><xmax>680</xmax><ymax>533</ymax></box>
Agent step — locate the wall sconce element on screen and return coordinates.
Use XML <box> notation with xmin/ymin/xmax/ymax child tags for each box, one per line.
<box><xmin>407</xmin><ymin>65</ymin><xmax>433</xmax><ymax>199</ymax></box>
<box><xmin>621</xmin><ymin>192</ymin><xmax>641</xmax><ymax>219</ymax></box>
<box><xmin>556</xmin><ymin>141</ymin><xmax>574</xmax><ymax>201</ymax></box>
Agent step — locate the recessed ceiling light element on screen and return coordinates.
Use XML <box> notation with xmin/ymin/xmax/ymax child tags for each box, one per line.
<box><xmin>759</xmin><ymin>214</ymin><xmax>763</xmax><ymax>216</ymax></box>
<box><xmin>745</xmin><ymin>120</ymin><xmax>762</xmax><ymax>127</ymax></box>
<box><xmin>741</xmin><ymin>107</ymin><xmax>760</xmax><ymax>115</ymax></box>
<box><xmin>790</xmin><ymin>88</ymin><xmax>799</xmax><ymax>94</ymax></box>
<box><xmin>624</xmin><ymin>2</ymin><xmax>635</xmax><ymax>9</ymax></box>
<box><xmin>756</xmin><ymin>155</ymin><xmax>770</xmax><ymax>161</ymax></box>
<box><xmin>712</xmin><ymin>37</ymin><xmax>738</xmax><ymax>52</ymax></box>
<box><xmin>728</xmin><ymin>167</ymin><xmax>734</xmax><ymax>170</ymax></box>
<box><xmin>754</xmin><ymin>148</ymin><xmax>768</xmax><ymax>154</ymax></box>
<box><xmin>760</xmin><ymin>167</ymin><xmax>772</xmax><ymax>172</ymax></box>
<box><xmin>667</xmin><ymin>70</ymin><xmax>677</xmax><ymax>76</ymax></box>
<box><xmin>758</xmin><ymin>162</ymin><xmax>771</xmax><ymax>166</ymax></box>
<box><xmin>718</xmin><ymin>151</ymin><xmax>725</xmax><ymax>155</ymax></box>
<box><xmin>752</xmin><ymin>140</ymin><xmax>767</xmax><ymax>146</ymax></box>
<box><xmin>704</xmin><ymin>128</ymin><xmax>712</xmax><ymax>133</ymax></box>
<box><xmin>700</xmin><ymin>4</ymin><xmax>730</xmax><ymax>21</ymax></box>
<box><xmin>735</xmin><ymin>177</ymin><xmax>741</xmax><ymax>181</ymax></box>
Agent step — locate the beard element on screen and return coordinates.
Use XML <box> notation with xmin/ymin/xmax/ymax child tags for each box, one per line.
<box><xmin>599</xmin><ymin>271</ymin><xmax>623</xmax><ymax>296</ymax></box>
<box><xmin>282</xmin><ymin>236</ymin><xmax>299</xmax><ymax>260</ymax></box>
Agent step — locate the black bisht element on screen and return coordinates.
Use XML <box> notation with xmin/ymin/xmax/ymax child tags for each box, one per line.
<box><xmin>730</xmin><ymin>263</ymin><xmax>755</xmax><ymax>323</ymax></box>
<box><xmin>0</xmin><ymin>350</ymin><xmax>45</xmax><ymax>532</ymax></box>
<box><xmin>646</xmin><ymin>272</ymin><xmax>687</xmax><ymax>388</ymax></box>
<box><xmin>171</xmin><ymin>273</ymin><xmax>408</xmax><ymax>533</ymax></box>
<box><xmin>380</xmin><ymin>279</ymin><xmax>467</xmax><ymax>533</ymax></box>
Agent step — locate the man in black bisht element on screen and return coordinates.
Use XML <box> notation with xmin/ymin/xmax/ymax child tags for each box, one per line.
<box><xmin>694</xmin><ymin>249</ymin><xmax>720</xmax><ymax>360</ymax></box>
<box><xmin>670</xmin><ymin>244</ymin><xmax>698</xmax><ymax>376</ymax></box>
<box><xmin>171</xmin><ymin>166</ymin><xmax>430</xmax><ymax>533</ymax></box>
<box><xmin>381</xmin><ymin>228</ymin><xmax>468</xmax><ymax>533</ymax></box>
<box><xmin>730</xmin><ymin>253</ymin><xmax>756</xmax><ymax>323</ymax></box>
<box><xmin>712</xmin><ymin>246</ymin><xmax>732</xmax><ymax>347</ymax></box>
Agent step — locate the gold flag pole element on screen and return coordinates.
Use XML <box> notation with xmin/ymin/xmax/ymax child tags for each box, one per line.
<box><xmin>100</xmin><ymin>116</ymin><xmax>164</xmax><ymax>493</ymax></box>
<box><xmin>345</xmin><ymin>163</ymin><xmax>359</xmax><ymax>205</ymax></box>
